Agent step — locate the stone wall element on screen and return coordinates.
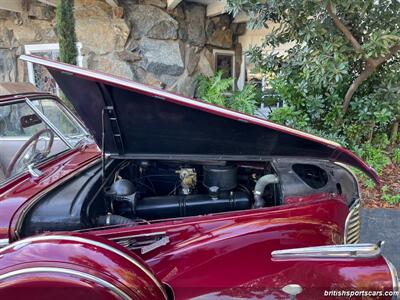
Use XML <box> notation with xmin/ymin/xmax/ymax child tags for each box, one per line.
<box><xmin>0</xmin><ymin>0</ymin><xmax>245</xmax><ymax>97</ymax></box>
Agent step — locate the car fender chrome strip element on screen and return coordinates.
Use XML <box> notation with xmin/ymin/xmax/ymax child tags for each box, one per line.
<box><xmin>0</xmin><ymin>235</ymin><xmax>167</xmax><ymax>299</ymax></box>
<box><xmin>383</xmin><ymin>256</ymin><xmax>400</xmax><ymax>300</ymax></box>
<box><xmin>109</xmin><ymin>231</ymin><xmax>167</xmax><ymax>241</ymax></box>
<box><xmin>271</xmin><ymin>243</ymin><xmax>381</xmax><ymax>259</ymax></box>
<box><xmin>0</xmin><ymin>267</ymin><xmax>131</xmax><ymax>300</ymax></box>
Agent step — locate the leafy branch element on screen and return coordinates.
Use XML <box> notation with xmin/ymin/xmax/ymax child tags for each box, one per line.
<box><xmin>326</xmin><ymin>1</ymin><xmax>400</xmax><ymax>113</ymax></box>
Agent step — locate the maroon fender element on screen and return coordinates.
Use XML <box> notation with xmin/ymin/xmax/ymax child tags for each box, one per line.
<box><xmin>188</xmin><ymin>255</ymin><xmax>395</xmax><ymax>299</ymax></box>
<box><xmin>89</xmin><ymin>197</ymin><xmax>395</xmax><ymax>299</ymax></box>
<box><xmin>0</xmin><ymin>232</ymin><xmax>167</xmax><ymax>300</ymax></box>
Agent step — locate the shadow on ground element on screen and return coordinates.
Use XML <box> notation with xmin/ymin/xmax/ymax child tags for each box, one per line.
<box><xmin>360</xmin><ymin>208</ymin><xmax>400</xmax><ymax>271</ymax></box>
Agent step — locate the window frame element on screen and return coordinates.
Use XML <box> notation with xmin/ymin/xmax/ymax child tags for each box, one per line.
<box><xmin>24</xmin><ymin>43</ymin><xmax>83</xmax><ymax>96</ymax></box>
<box><xmin>0</xmin><ymin>94</ymin><xmax>91</xmax><ymax>187</ymax></box>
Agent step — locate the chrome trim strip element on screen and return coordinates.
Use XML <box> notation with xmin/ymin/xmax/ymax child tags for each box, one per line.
<box><xmin>0</xmin><ymin>238</ymin><xmax>9</xmax><ymax>248</ymax></box>
<box><xmin>0</xmin><ymin>235</ymin><xmax>167</xmax><ymax>299</ymax></box>
<box><xmin>271</xmin><ymin>243</ymin><xmax>381</xmax><ymax>259</ymax></box>
<box><xmin>0</xmin><ymin>267</ymin><xmax>131</xmax><ymax>300</ymax></box>
<box><xmin>109</xmin><ymin>231</ymin><xmax>167</xmax><ymax>241</ymax></box>
<box><xmin>25</xmin><ymin>98</ymin><xmax>73</xmax><ymax>149</ymax></box>
<box><xmin>383</xmin><ymin>256</ymin><xmax>400</xmax><ymax>300</ymax></box>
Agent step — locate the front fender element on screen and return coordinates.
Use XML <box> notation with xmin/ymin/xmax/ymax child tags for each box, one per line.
<box><xmin>0</xmin><ymin>232</ymin><xmax>167</xmax><ymax>300</ymax></box>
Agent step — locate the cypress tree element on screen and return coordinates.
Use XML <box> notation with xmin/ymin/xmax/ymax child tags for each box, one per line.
<box><xmin>56</xmin><ymin>0</ymin><xmax>78</xmax><ymax>65</ymax></box>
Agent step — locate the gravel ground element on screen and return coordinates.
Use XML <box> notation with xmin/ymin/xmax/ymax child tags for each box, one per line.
<box><xmin>360</xmin><ymin>208</ymin><xmax>400</xmax><ymax>271</ymax></box>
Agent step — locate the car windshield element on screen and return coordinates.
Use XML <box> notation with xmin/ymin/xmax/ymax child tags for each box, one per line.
<box><xmin>0</xmin><ymin>97</ymin><xmax>90</xmax><ymax>184</ymax></box>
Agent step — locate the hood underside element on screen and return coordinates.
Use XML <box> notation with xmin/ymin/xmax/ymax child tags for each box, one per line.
<box><xmin>19</xmin><ymin>55</ymin><xmax>379</xmax><ymax>184</ymax></box>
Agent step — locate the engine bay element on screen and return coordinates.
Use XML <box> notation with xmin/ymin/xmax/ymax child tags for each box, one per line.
<box><xmin>20</xmin><ymin>158</ymin><xmax>359</xmax><ymax>238</ymax></box>
<box><xmin>93</xmin><ymin>160</ymin><xmax>280</xmax><ymax>226</ymax></box>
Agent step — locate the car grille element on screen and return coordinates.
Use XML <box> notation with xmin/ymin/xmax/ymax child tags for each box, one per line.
<box><xmin>344</xmin><ymin>198</ymin><xmax>361</xmax><ymax>244</ymax></box>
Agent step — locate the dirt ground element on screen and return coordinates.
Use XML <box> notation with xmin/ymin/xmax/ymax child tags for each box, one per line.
<box><xmin>361</xmin><ymin>163</ymin><xmax>400</xmax><ymax>208</ymax></box>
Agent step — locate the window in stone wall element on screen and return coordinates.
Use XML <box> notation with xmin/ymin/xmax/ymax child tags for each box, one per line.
<box><xmin>213</xmin><ymin>49</ymin><xmax>235</xmax><ymax>80</ymax></box>
<box><xmin>24</xmin><ymin>43</ymin><xmax>83</xmax><ymax>95</ymax></box>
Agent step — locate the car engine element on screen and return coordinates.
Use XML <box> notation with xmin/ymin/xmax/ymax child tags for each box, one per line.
<box><xmin>95</xmin><ymin>161</ymin><xmax>279</xmax><ymax>226</ymax></box>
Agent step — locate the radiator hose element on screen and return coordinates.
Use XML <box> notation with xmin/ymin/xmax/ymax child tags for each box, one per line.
<box><xmin>253</xmin><ymin>174</ymin><xmax>279</xmax><ymax>208</ymax></box>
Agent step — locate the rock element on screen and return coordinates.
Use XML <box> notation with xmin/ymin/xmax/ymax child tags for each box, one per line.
<box><xmin>28</xmin><ymin>3</ymin><xmax>55</xmax><ymax>20</ymax></box>
<box><xmin>76</xmin><ymin>18</ymin><xmax>129</xmax><ymax>54</ymax></box>
<box><xmin>185</xmin><ymin>45</ymin><xmax>200</xmax><ymax>75</ymax></box>
<box><xmin>206</xmin><ymin>15</ymin><xmax>233</xmax><ymax>49</ymax></box>
<box><xmin>160</xmin><ymin>74</ymin><xmax>180</xmax><ymax>87</ymax></box>
<box><xmin>215</xmin><ymin>14</ymin><xmax>231</xmax><ymax>28</ymax></box>
<box><xmin>140</xmin><ymin>38</ymin><xmax>184</xmax><ymax>76</ymax></box>
<box><xmin>139</xmin><ymin>0</ymin><xmax>167</xmax><ymax>8</ymax></box>
<box><xmin>112</xmin><ymin>19</ymin><xmax>130</xmax><ymax>47</ymax></box>
<box><xmin>184</xmin><ymin>3</ymin><xmax>206</xmax><ymax>46</ymax></box>
<box><xmin>0</xmin><ymin>10</ymin><xmax>12</xmax><ymax>20</ymax></box>
<box><xmin>124</xmin><ymin>5</ymin><xmax>178</xmax><ymax>40</ymax></box>
<box><xmin>117</xmin><ymin>50</ymin><xmax>142</xmax><ymax>62</ymax></box>
<box><xmin>0</xmin><ymin>28</ymin><xmax>18</xmax><ymax>49</ymax></box>
<box><xmin>178</xmin><ymin>24</ymin><xmax>188</xmax><ymax>41</ymax></box>
<box><xmin>145</xmin><ymin>72</ymin><xmax>168</xmax><ymax>89</ymax></box>
<box><xmin>171</xmin><ymin>72</ymin><xmax>196</xmax><ymax>97</ymax></box>
<box><xmin>208</xmin><ymin>29</ymin><xmax>233</xmax><ymax>48</ymax></box>
<box><xmin>112</xmin><ymin>7</ymin><xmax>124</xmax><ymax>19</ymax></box>
<box><xmin>125</xmin><ymin>38</ymin><xmax>140</xmax><ymax>52</ymax></box>
<box><xmin>75</xmin><ymin>0</ymin><xmax>111</xmax><ymax>19</ymax></box>
<box><xmin>1</xmin><ymin>19</ymin><xmax>56</xmax><ymax>45</ymax></box>
<box><xmin>147</xmin><ymin>20</ymin><xmax>178</xmax><ymax>40</ymax></box>
<box><xmin>196</xmin><ymin>48</ymin><xmax>214</xmax><ymax>77</ymax></box>
<box><xmin>131</xmin><ymin>66</ymin><xmax>147</xmax><ymax>83</ymax></box>
<box><xmin>75</xmin><ymin>2</ymin><xmax>128</xmax><ymax>54</ymax></box>
<box><xmin>131</xmin><ymin>66</ymin><xmax>178</xmax><ymax>89</ymax></box>
<box><xmin>87</xmin><ymin>53</ymin><xmax>133</xmax><ymax>79</ymax></box>
<box><xmin>169</xmin><ymin>5</ymin><xmax>185</xmax><ymax>21</ymax></box>
<box><xmin>78</xmin><ymin>0</ymin><xmax>98</xmax><ymax>6</ymax></box>
<box><xmin>0</xmin><ymin>49</ymin><xmax>16</xmax><ymax>82</ymax></box>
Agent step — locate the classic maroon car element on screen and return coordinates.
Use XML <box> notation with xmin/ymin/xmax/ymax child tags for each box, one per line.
<box><xmin>0</xmin><ymin>55</ymin><xmax>398</xmax><ymax>300</ymax></box>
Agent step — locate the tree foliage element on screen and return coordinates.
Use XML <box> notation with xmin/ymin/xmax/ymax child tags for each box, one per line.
<box><xmin>56</xmin><ymin>0</ymin><xmax>78</xmax><ymax>65</ymax></box>
<box><xmin>227</xmin><ymin>0</ymin><xmax>400</xmax><ymax>150</ymax></box>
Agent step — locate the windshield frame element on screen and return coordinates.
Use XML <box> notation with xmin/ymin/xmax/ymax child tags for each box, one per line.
<box><xmin>0</xmin><ymin>94</ymin><xmax>91</xmax><ymax>187</ymax></box>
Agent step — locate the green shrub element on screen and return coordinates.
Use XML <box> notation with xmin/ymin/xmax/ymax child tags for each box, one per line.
<box><xmin>392</xmin><ymin>148</ymin><xmax>400</xmax><ymax>165</ymax></box>
<box><xmin>353</xmin><ymin>143</ymin><xmax>390</xmax><ymax>175</ymax></box>
<box><xmin>382</xmin><ymin>185</ymin><xmax>400</xmax><ymax>205</ymax></box>
<box><xmin>195</xmin><ymin>72</ymin><xmax>258</xmax><ymax>115</ymax></box>
<box><xmin>229</xmin><ymin>85</ymin><xmax>258</xmax><ymax>115</ymax></box>
<box><xmin>195</xmin><ymin>71</ymin><xmax>233</xmax><ymax>107</ymax></box>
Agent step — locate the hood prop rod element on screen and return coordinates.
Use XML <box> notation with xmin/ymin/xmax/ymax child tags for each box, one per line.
<box><xmin>101</xmin><ymin>107</ymin><xmax>107</xmax><ymax>183</ymax></box>
<box><xmin>98</xmin><ymin>83</ymin><xmax>125</xmax><ymax>183</ymax></box>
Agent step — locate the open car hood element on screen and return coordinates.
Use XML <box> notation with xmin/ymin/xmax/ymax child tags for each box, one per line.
<box><xmin>19</xmin><ymin>55</ymin><xmax>379</xmax><ymax>184</ymax></box>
